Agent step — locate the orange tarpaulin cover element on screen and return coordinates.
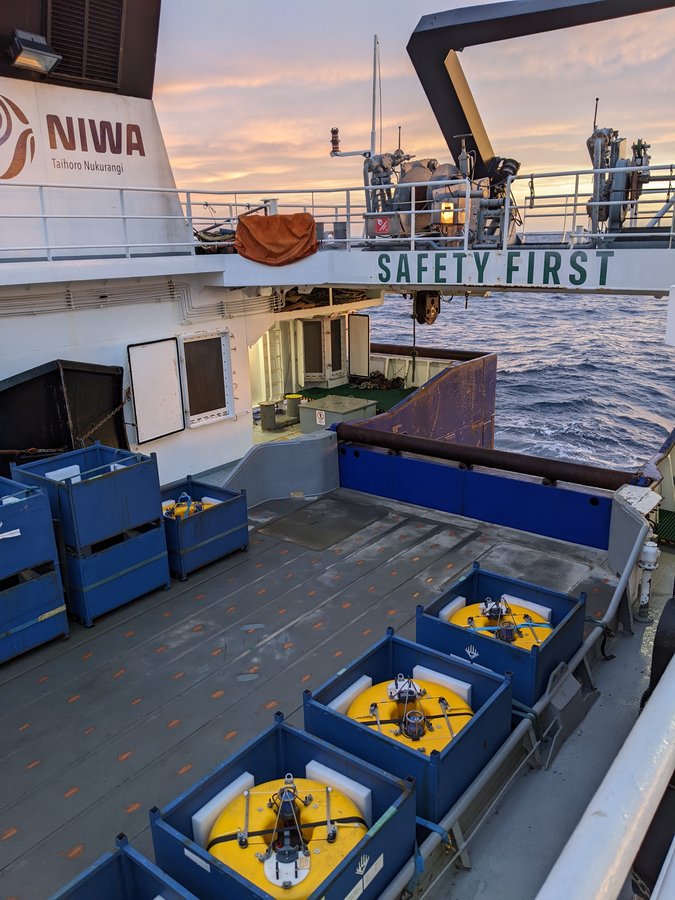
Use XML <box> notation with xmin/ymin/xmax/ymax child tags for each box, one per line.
<box><xmin>234</xmin><ymin>212</ymin><xmax>318</xmax><ymax>266</ymax></box>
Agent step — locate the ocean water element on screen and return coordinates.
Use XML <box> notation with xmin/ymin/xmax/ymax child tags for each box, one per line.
<box><xmin>371</xmin><ymin>292</ymin><xmax>675</xmax><ymax>469</ymax></box>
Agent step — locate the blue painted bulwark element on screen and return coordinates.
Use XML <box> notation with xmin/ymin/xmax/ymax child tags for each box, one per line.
<box><xmin>0</xmin><ymin>476</ymin><xmax>68</xmax><ymax>662</ymax></box>
<box><xmin>11</xmin><ymin>445</ymin><xmax>170</xmax><ymax>626</ymax></box>
<box><xmin>49</xmin><ymin>833</ymin><xmax>198</xmax><ymax>899</ymax></box>
<box><xmin>337</xmin><ymin>445</ymin><xmax>611</xmax><ymax>550</ymax></box>
<box><xmin>416</xmin><ymin>563</ymin><xmax>587</xmax><ymax>705</ymax></box>
<box><xmin>303</xmin><ymin>633</ymin><xmax>511</xmax><ymax>823</ymax></box>
<box><xmin>161</xmin><ymin>477</ymin><xmax>248</xmax><ymax>580</ymax></box>
<box><xmin>150</xmin><ymin>715</ymin><xmax>416</xmax><ymax>899</ymax></box>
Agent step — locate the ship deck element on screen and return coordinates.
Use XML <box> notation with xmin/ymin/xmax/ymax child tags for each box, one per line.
<box><xmin>0</xmin><ymin>487</ymin><xmax>672</xmax><ymax>899</ymax></box>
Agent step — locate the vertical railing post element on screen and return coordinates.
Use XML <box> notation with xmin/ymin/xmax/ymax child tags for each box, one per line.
<box><xmin>185</xmin><ymin>191</ymin><xmax>195</xmax><ymax>254</ymax></box>
<box><xmin>119</xmin><ymin>189</ymin><xmax>130</xmax><ymax>258</ymax></box>
<box><xmin>502</xmin><ymin>178</ymin><xmax>512</xmax><ymax>251</ymax></box>
<box><xmin>463</xmin><ymin>178</ymin><xmax>470</xmax><ymax>253</ymax></box>
<box><xmin>38</xmin><ymin>185</ymin><xmax>51</xmax><ymax>262</ymax></box>
<box><xmin>346</xmin><ymin>189</ymin><xmax>351</xmax><ymax>249</ymax></box>
<box><xmin>570</xmin><ymin>174</ymin><xmax>579</xmax><ymax>241</ymax></box>
<box><xmin>411</xmin><ymin>186</ymin><xmax>416</xmax><ymax>252</ymax></box>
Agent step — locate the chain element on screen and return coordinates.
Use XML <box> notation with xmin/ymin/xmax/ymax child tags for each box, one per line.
<box><xmin>630</xmin><ymin>866</ymin><xmax>651</xmax><ymax>899</ymax></box>
<box><xmin>0</xmin><ymin>446</ymin><xmax>68</xmax><ymax>455</ymax></box>
<box><xmin>75</xmin><ymin>387</ymin><xmax>131</xmax><ymax>447</ymax></box>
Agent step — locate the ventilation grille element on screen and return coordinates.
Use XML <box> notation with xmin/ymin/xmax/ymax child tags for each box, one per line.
<box><xmin>48</xmin><ymin>0</ymin><xmax>124</xmax><ymax>86</ymax></box>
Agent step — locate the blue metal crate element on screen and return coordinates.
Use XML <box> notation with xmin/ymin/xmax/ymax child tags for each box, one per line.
<box><xmin>161</xmin><ymin>477</ymin><xmax>248</xmax><ymax>580</ymax></box>
<box><xmin>11</xmin><ymin>444</ymin><xmax>163</xmax><ymax>552</ymax></box>
<box><xmin>150</xmin><ymin>713</ymin><xmax>416</xmax><ymax>899</ymax></box>
<box><xmin>63</xmin><ymin>523</ymin><xmax>170</xmax><ymax>627</ymax></box>
<box><xmin>49</xmin><ymin>833</ymin><xmax>198</xmax><ymax>899</ymax></box>
<box><xmin>0</xmin><ymin>477</ymin><xmax>68</xmax><ymax>662</ymax></box>
<box><xmin>416</xmin><ymin>562</ymin><xmax>587</xmax><ymax>706</ymax></box>
<box><xmin>303</xmin><ymin>631</ymin><xmax>511</xmax><ymax>823</ymax></box>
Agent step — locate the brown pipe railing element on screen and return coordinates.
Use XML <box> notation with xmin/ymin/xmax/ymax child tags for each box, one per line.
<box><xmin>370</xmin><ymin>343</ymin><xmax>490</xmax><ymax>362</ymax></box>
<box><xmin>336</xmin><ymin>423</ymin><xmax>637</xmax><ymax>492</ymax></box>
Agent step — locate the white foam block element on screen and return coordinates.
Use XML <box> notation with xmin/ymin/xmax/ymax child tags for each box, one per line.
<box><xmin>45</xmin><ymin>464</ymin><xmax>81</xmax><ymax>484</ymax></box>
<box><xmin>305</xmin><ymin>760</ymin><xmax>372</xmax><ymax>827</ymax></box>
<box><xmin>438</xmin><ymin>595</ymin><xmax>466</xmax><ymax>622</ymax></box>
<box><xmin>412</xmin><ymin>664</ymin><xmax>472</xmax><ymax>706</ymax></box>
<box><xmin>1</xmin><ymin>495</ymin><xmax>21</xmax><ymax>505</ymax></box>
<box><xmin>201</xmin><ymin>496</ymin><xmax>223</xmax><ymax>506</ymax></box>
<box><xmin>327</xmin><ymin>674</ymin><xmax>372</xmax><ymax>715</ymax></box>
<box><xmin>191</xmin><ymin>771</ymin><xmax>254</xmax><ymax>848</ymax></box>
<box><xmin>501</xmin><ymin>593</ymin><xmax>552</xmax><ymax>623</ymax></box>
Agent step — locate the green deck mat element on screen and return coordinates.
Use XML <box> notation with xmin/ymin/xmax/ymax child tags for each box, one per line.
<box><xmin>299</xmin><ymin>383</ymin><xmax>415</xmax><ymax>413</ymax></box>
<box><xmin>655</xmin><ymin>508</ymin><xmax>675</xmax><ymax>543</ymax></box>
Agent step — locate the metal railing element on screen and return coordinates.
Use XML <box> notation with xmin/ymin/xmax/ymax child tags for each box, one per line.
<box><xmin>1</xmin><ymin>162</ymin><xmax>674</xmax><ymax>262</ymax></box>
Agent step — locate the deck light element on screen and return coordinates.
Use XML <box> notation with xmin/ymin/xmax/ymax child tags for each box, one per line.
<box><xmin>9</xmin><ymin>30</ymin><xmax>61</xmax><ymax>74</ymax></box>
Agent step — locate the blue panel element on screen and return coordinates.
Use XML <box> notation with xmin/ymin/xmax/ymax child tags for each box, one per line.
<box><xmin>303</xmin><ymin>633</ymin><xmax>511</xmax><ymax>822</ymax></box>
<box><xmin>416</xmin><ymin>563</ymin><xmax>586</xmax><ymax>705</ymax></box>
<box><xmin>50</xmin><ymin>835</ymin><xmax>198</xmax><ymax>899</ymax></box>
<box><xmin>337</xmin><ymin>446</ymin><xmax>611</xmax><ymax>550</ymax></box>
<box><xmin>161</xmin><ymin>478</ymin><xmax>248</xmax><ymax>580</ymax></box>
<box><xmin>151</xmin><ymin>716</ymin><xmax>416</xmax><ymax>900</ymax></box>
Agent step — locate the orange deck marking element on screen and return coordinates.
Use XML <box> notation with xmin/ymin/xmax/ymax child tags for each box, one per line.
<box><xmin>362</xmin><ymin>628</ymin><xmax>372</xmax><ymax>636</ymax></box>
<box><xmin>280</xmin><ymin>548</ymin><xmax>289</xmax><ymax>554</ymax></box>
<box><xmin>178</xmin><ymin>764</ymin><xmax>193</xmax><ymax>776</ymax></box>
<box><xmin>301</xmin><ymin>674</ymin><xmax>311</xmax><ymax>683</ymax></box>
<box><xmin>248</xmin><ymin>665</ymin><xmax>259</xmax><ymax>674</ymax></box>
<box><xmin>285</xmin><ymin>572</ymin><xmax>294</xmax><ymax>579</ymax></box>
<box><xmin>37</xmin><ymin>675</ymin><xmax>48</xmax><ymax>684</ymax></box>
<box><xmin>264</xmin><ymin>700</ymin><xmax>279</xmax><ymax>710</ymax></box>
<box><xmin>368</xmin><ymin>585</ymin><xmax>376</xmax><ymax>592</ymax></box>
<box><xmin>64</xmin><ymin>787</ymin><xmax>79</xmax><ymax>799</ymax></box>
<box><xmin>1</xmin><ymin>828</ymin><xmax>18</xmax><ymax>841</ymax></box>
<box><xmin>227</xmin><ymin>577</ymin><xmax>236</xmax><ymax>584</ymax></box>
<box><xmin>278</xmin><ymin>607</ymin><xmax>286</xmax><ymax>615</ymax></box>
<box><xmin>387</xmin><ymin>609</ymin><xmax>397</xmax><ymax>616</ymax></box>
<box><xmin>333</xmin><ymin>574</ymin><xmax>341</xmax><ymax>581</ymax></box>
<box><xmin>117</xmin><ymin>751</ymin><xmax>134</xmax><ymax>762</ymax></box>
<box><xmin>113</xmin><ymin>668</ymin><xmax>125</xmax><ymax>679</ymax></box>
<box><xmin>255</xmin><ymin>562</ymin><xmax>263</xmax><ymax>569</ymax></box>
<box><xmin>341</xmin><ymin>601</ymin><xmax>351</xmax><ymax>609</ymax></box>
<box><xmin>83</xmin><ymin>726</ymin><xmax>96</xmax><ymax>736</ymax></box>
<box><xmin>413</xmin><ymin>591</ymin><xmax>420</xmax><ymax>598</ymax></box>
<box><xmin>211</xmin><ymin>648</ymin><xmax>223</xmax><ymax>657</ymax></box>
<box><xmin>334</xmin><ymin>650</ymin><xmax>343</xmax><ymax>658</ymax></box>
<box><xmin>356</xmin><ymin>559</ymin><xmax>365</xmax><ymax>566</ymax></box>
<box><xmin>82</xmin><ymin>652</ymin><xmax>93</xmax><ymax>661</ymax></box>
<box><xmin>131</xmin><ymin>697</ymin><xmax>142</xmax><ymax>706</ymax></box>
<box><xmin>227</xmin><ymin>605</ymin><xmax>237</xmax><ymax>613</ymax></box>
<box><xmin>155</xmin><ymin>644</ymin><xmax>168</xmax><ymax>654</ymax></box>
<box><xmin>68</xmin><ymin>694</ymin><xmax>80</xmax><ymax>703</ymax></box>
<box><xmin>25</xmin><ymin>760</ymin><xmax>41</xmax><ymax>770</ymax></box>
<box><xmin>313</xmin><ymin>620</ymin><xmax>325</xmax><ymax>629</ymax></box>
<box><xmin>390</xmin><ymin>570</ymin><xmax>398</xmax><ymax>576</ymax></box>
<box><xmin>425</xmin><ymin>577</ymin><xmax>434</xmax><ymax>584</ymax></box>
<box><xmin>211</xmin><ymin>689</ymin><xmax>225</xmax><ymax>700</ymax></box>
<box><xmin>412</xmin><ymin>556</ymin><xmax>420</xmax><ymax>562</ymax></box>
<box><xmin>223</xmin><ymin>730</ymin><xmax>237</xmax><ymax>741</ymax></box>
<box><xmin>308</xmin><ymin>590</ymin><xmax>316</xmax><ymax>597</ymax></box>
<box><xmin>196</xmin><ymin>593</ymin><xmax>205</xmax><ymax>600</ymax></box>
<box><xmin>125</xmin><ymin>802</ymin><xmax>141</xmax><ymax>814</ymax></box>
<box><xmin>167</xmin><ymin>719</ymin><xmax>181</xmax><ymax>729</ymax></box>
<box><xmin>283</xmin><ymin>641</ymin><xmax>294</xmax><ymax>650</ymax></box>
<box><xmin>18</xmin><ymin>723</ymin><xmax>30</xmax><ymax>733</ymax></box>
<box><xmin>66</xmin><ymin>844</ymin><xmax>85</xmax><ymax>860</ymax></box>
<box><xmin>446</xmin><ymin>562</ymin><xmax>455</xmax><ymax>569</ymax></box>
<box><xmin>163</xmin><ymin>610</ymin><xmax>173</xmax><ymax>618</ymax></box>
<box><xmin>192</xmin><ymin>624</ymin><xmax>204</xmax><ymax>633</ymax></box>
<box><xmin>124</xmin><ymin>630</ymin><xmax>135</xmax><ymax>638</ymax></box>
<box><xmin>257</xmin><ymin>588</ymin><xmax>267</xmax><ymax>595</ymax></box>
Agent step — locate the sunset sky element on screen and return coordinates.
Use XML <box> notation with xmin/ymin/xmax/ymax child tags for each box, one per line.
<box><xmin>153</xmin><ymin>1</ymin><xmax>675</xmax><ymax>192</ymax></box>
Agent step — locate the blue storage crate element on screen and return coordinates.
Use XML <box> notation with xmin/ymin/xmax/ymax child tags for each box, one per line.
<box><xmin>50</xmin><ymin>833</ymin><xmax>198</xmax><ymax>899</ymax></box>
<box><xmin>161</xmin><ymin>477</ymin><xmax>248</xmax><ymax>580</ymax></box>
<box><xmin>416</xmin><ymin>562</ymin><xmax>587</xmax><ymax>706</ymax></box>
<box><xmin>0</xmin><ymin>477</ymin><xmax>68</xmax><ymax>662</ymax></box>
<box><xmin>150</xmin><ymin>713</ymin><xmax>415</xmax><ymax>900</ymax></box>
<box><xmin>63</xmin><ymin>523</ymin><xmax>170</xmax><ymax>626</ymax></box>
<box><xmin>303</xmin><ymin>631</ymin><xmax>511</xmax><ymax>823</ymax></box>
<box><xmin>11</xmin><ymin>444</ymin><xmax>163</xmax><ymax>552</ymax></box>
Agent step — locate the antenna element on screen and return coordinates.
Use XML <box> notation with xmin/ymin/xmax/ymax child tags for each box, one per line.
<box><xmin>370</xmin><ymin>35</ymin><xmax>379</xmax><ymax>159</ymax></box>
<box><xmin>593</xmin><ymin>97</ymin><xmax>599</xmax><ymax>130</ymax></box>
<box><xmin>398</xmin><ymin>125</ymin><xmax>402</xmax><ymax>152</ymax></box>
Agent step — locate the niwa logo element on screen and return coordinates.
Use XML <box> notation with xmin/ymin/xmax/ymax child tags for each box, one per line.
<box><xmin>0</xmin><ymin>95</ymin><xmax>35</xmax><ymax>179</ymax></box>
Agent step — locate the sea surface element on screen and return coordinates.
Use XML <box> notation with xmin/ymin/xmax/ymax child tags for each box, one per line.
<box><xmin>371</xmin><ymin>292</ymin><xmax>675</xmax><ymax>469</ymax></box>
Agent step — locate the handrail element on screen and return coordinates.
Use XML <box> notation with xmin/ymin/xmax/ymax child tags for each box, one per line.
<box><xmin>536</xmin><ymin>654</ymin><xmax>675</xmax><ymax>900</ymax></box>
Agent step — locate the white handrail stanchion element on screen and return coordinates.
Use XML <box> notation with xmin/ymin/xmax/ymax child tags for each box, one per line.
<box><xmin>536</xmin><ymin>655</ymin><xmax>675</xmax><ymax>900</ymax></box>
